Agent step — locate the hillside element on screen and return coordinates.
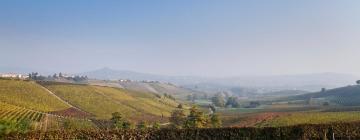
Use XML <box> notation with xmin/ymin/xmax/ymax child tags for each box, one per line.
<box><xmin>39</xmin><ymin>81</ymin><xmax>179</xmax><ymax>120</ymax></box>
<box><xmin>0</xmin><ymin>79</ymin><xmax>70</xmax><ymax>112</ymax></box>
<box><xmin>88</xmin><ymin>80</ymin><xmax>202</xmax><ymax>100</ymax></box>
<box><xmin>285</xmin><ymin>85</ymin><xmax>360</xmax><ymax>106</ymax></box>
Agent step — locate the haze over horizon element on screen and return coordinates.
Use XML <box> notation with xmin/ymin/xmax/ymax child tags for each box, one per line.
<box><xmin>1</xmin><ymin>0</ymin><xmax>360</xmax><ymax>77</ymax></box>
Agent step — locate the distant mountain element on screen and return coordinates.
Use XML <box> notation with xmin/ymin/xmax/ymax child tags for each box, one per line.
<box><xmin>286</xmin><ymin>85</ymin><xmax>360</xmax><ymax>106</ymax></box>
<box><xmin>80</xmin><ymin>67</ymin><xmax>163</xmax><ymax>81</ymax></box>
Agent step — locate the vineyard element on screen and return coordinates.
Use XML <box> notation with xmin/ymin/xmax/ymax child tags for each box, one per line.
<box><xmin>286</xmin><ymin>85</ymin><xmax>360</xmax><ymax>106</ymax></box>
<box><xmin>0</xmin><ymin>102</ymin><xmax>44</xmax><ymax>122</ymax></box>
<box><xmin>5</xmin><ymin>122</ymin><xmax>360</xmax><ymax>140</ymax></box>
<box><xmin>39</xmin><ymin>81</ymin><xmax>179</xmax><ymax>121</ymax></box>
<box><xmin>256</xmin><ymin>111</ymin><xmax>360</xmax><ymax>127</ymax></box>
<box><xmin>0</xmin><ymin>79</ymin><xmax>70</xmax><ymax>112</ymax></box>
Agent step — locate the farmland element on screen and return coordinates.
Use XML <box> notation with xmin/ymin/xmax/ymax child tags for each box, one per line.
<box><xmin>40</xmin><ymin>81</ymin><xmax>179</xmax><ymax>120</ymax></box>
<box><xmin>0</xmin><ymin>79</ymin><xmax>70</xmax><ymax>112</ymax></box>
<box><xmin>0</xmin><ymin>101</ymin><xmax>44</xmax><ymax>122</ymax></box>
<box><xmin>256</xmin><ymin>111</ymin><xmax>360</xmax><ymax>127</ymax></box>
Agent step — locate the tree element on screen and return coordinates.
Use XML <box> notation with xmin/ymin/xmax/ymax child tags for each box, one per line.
<box><xmin>357</xmin><ymin>80</ymin><xmax>360</xmax><ymax>85</ymax></box>
<box><xmin>211</xmin><ymin>93</ymin><xmax>225</xmax><ymax>107</ymax></box>
<box><xmin>248</xmin><ymin>101</ymin><xmax>260</xmax><ymax>108</ymax></box>
<box><xmin>184</xmin><ymin>106</ymin><xmax>208</xmax><ymax>128</ymax></box>
<box><xmin>169</xmin><ymin>109</ymin><xmax>186</xmax><ymax>129</ymax></box>
<box><xmin>111</xmin><ymin>112</ymin><xmax>124</xmax><ymax>129</ymax></box>
<box><xmin>177</xmin><ymin>104</ymin><xmax>183</xmax><ymax>109</ymax></box>
<box><xmin>152</xmin><ymin>122</ymin><xmax>161</xmax><ymax>129</ymax></box>
<box><xmin>122</xmin><ymin>120</ymin><xmax>134</xmax><ymax>129</ymax></box>
<box><xmin>321</xmin><ymin>88</ymin><xmax>326</xmax><ymax>92</ymax></box>
<box><xmin>226</xmin><ymin>96</ymin><xmax>240</xmax><ymax>108</ymax></box>
<box><xmin>53</xmin><ymin>73</ymin><xmax>58</xmax><ymax>78</ymax></box>
<box><xmin>209</xmin><ymin>104</ymin><xmax>216</xmax><ymax>113</ymax></box>
<box><xmin>210</xmin><ymin>114</ymin><xmax>222</xmax><ymax>128</ymax></box>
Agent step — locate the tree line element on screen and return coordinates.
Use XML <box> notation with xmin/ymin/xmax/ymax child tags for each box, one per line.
<box><xmin>28</xmin><ymin>72</ymin><xmax>88</xmax><ymax>82</ymax></box>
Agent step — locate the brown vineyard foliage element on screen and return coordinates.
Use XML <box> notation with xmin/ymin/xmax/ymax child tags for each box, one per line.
<box><xmin>4</xmin><ymin>122</ymin><xmax>360</xmax><ymax>140</ymax></box>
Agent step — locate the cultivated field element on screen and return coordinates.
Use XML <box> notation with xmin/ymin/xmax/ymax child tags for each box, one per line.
<box><xmin>0</xmin><ymin>79</ymin><xmax>70</xmax><ymax>112</ymax></box>
<box><xmin>40</xmin><ymin>82</ymin><xmax>179</xmax><ymax>120</ymax></box>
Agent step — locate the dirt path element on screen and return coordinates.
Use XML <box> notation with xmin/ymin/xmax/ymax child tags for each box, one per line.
<box><xmin>38</xmin><ymin>84</ymin><xmax>90</xmax><ymax>115</ymax></box>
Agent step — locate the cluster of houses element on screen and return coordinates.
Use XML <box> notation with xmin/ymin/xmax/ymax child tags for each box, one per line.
<box><xmin>0</xmin><ymin>73</ymin><xmax>29</xmax><ymax>79</ymax></box>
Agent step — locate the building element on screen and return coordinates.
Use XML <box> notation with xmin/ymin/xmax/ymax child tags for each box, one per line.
<box><xmin>0</xmin><ymin>73</ymin><xmax>29</xmax><ymax>79</ymax></box>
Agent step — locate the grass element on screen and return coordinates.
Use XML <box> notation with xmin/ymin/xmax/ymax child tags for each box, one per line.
<box><xmin>256</xmin><ymin>111</ymin><xmax>360</xmax><ymax>127</ymax></box>
<box><xmin>0</xmin><ymin>79</ymin><xmax>70</xmax><ymax>112</ymax></box>
<box><xmin>43</xmin><ymin>83</ymin><xmax>178</xmax><ymax>120</ymax></box>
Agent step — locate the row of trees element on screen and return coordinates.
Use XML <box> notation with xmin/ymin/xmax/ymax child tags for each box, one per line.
<box><xmin>169</xmin><ymin>106</ymin><xmax>221</xmax><ymax>129</ymax></box>
<box><xmin>211</xmin><ymin>93</ymin><xmax>240</xmax><ymax>108</ymax></box>
<box><xmin>110</xmin><ymin>106</ymin><xmax>221</xmax><ymax>130</ymax></box>
<box><xmin>28</xmin><ymin>72</ymin><xmax>88</xmax><ymax>82</ymax></box>
<box><xmin>110</xmin><ymin>112</ymin><xmax>160</xmax><ymax>129</ymax></box>
<box><xmin>163</xmin><ymin>93</ymin><xmax>176</xmax><ymax>100</ymax></box>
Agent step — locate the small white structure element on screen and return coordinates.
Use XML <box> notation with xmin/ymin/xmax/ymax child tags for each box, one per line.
<box><xmin>0</xmin><ymin>73</ymin><xmax>29</xmax><ymax>79</ymax></box>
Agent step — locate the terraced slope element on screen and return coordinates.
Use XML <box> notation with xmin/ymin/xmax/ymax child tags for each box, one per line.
<box><xmin>0</xmin><ymin>101</ymin><xmax>44</xmax><ymax>122</ymax></box>
<box><xmin>0</xmin><ymin>79</ymin><xmax>70</xmax><ymax>112</ymax></box>
<box><xmin>40</xmin><ymin>82</ymin><xmax>178</xmax><ymax>120</ymax></box>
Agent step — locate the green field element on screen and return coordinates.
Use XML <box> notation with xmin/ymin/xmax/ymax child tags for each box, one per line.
<box><xmin>0</xmin><ymin>79</ymin><xmax>70</xmax><ymax>112</ymax></box>
<box><xmin>42</xmin><ymin>82</ymin><xmax>179</xmax><ymax>120</ymax></box>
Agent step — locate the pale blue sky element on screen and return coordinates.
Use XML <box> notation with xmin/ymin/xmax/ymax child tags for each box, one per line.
<box><xmin>1</xmin><ymin>0</ymin><xmax>360</xmax><ymax>77</ymax></box>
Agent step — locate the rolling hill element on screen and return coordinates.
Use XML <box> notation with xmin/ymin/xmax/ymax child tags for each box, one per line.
<box><xmin>0</xmin><ymin>79</ymin><xmax>70</xmax><ymax>112</ymax></box>
<box><xmin>0</xmin><ymin>78</ymin><xmax>181</xmax><ymax>131</ymax></box>
<box><xmin>88</xmin><ymin>79</ymin><xmax>203</xmax><ymax>100</ymax></box>
<box><xmin>285</xmin><ymin>85</ymin><xmax>360</xmax><ymax>106</ymax></box>
<box><xmin>38</xmin><ymin>81</ymin><xmax>179</xmax><ymax>120</ymax></box>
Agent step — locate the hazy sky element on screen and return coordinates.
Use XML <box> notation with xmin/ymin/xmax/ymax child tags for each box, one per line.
<box><xmin>1</xmin><ymin>0</ymin><xmax>360</xmax><ymax>77</ymax></box>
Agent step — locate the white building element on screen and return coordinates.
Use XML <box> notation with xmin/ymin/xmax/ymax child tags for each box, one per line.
<box><xmin>0</xmin><ymin>73</ymin><xmax>29</xmax><ymax>79</ymax></box>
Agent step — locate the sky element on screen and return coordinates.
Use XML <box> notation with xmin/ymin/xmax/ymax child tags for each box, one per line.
<box><xmin>1</xmin><ymin>0</ymin><xmax>360</xmax><ymax>77</ymax></box>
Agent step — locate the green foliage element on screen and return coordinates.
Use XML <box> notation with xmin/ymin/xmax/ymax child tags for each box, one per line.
<box><xmin>177</xmin><ymin>104</ymin><xmax>183</xmax><ymax>109</ymax></box>
<box><xmin>210</xmin><ymin>114</ymin><xmax>222</xmax><ymax>128</ymax></box>
<box><xmin>0</xmin><ymin>119</ymin><xmax>32</xmax><ymax>137</ymax></box>
<box><xmin>111</xmin><ymin>112</ymin><xmax>132</xmax><ymax>129</ymax></box>
<box><xmin>184</xmin><ymin>106</ymin><xmax>208</xmax><ymax>128</ymax></box>
<box><xmin>211</xmin><ymin>93</ymin><xmax>225</xmax><ymax>107</ymax></box>
<box><xmin>153</xmin><ymin>122</ymin><xmax>161</xmax><ymax>129</ymax></box>
<box><xmin>122</xmin><ymin>121</ymin><xmax>135</xmax><ymax>129</ymax></box>
<box><xmin>169</xmin><ymin>110</ymin><xmax>186</xmax><ymax>129</ymax></box>
<box><xmin>225</xmin><ymin>96</ymin><xmax>240</xmax><ymax>108</ymax></box>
